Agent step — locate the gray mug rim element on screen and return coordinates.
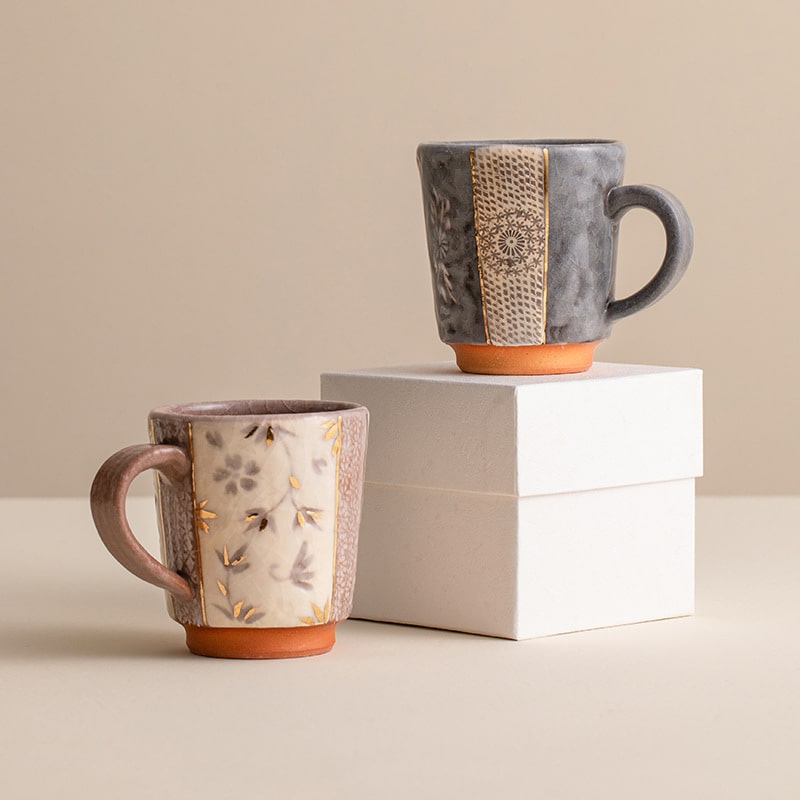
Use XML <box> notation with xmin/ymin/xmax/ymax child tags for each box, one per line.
<box><xmin>150</xmin><ymin>399</ymin><xmax>366</xmax><ymax>422</ymax></box>
<box><xmin>418</xmin><ymin>139</ymin><xmax>623</xmax><ymax>149</ymax></box>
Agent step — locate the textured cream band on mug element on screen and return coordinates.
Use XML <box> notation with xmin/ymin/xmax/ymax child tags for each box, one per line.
<box><xmin>90</xmin><ymin>400</ymin><xmax>369</xmax><ymax>659</ymax></box>
<box><xmin>472</xmin><ymin>145</ymin><xmax>548</xmax><ymax>346</ymax></box>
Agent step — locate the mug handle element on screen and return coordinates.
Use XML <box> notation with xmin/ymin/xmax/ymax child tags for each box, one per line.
<box><xmin>90</xmin><ymin>444</ymin><xmax>194</xmax><ymax>600</ymax></box>
<box><xmin>604</xmin><ymin>184</ymin><xmax>693</xmax><ymax>322</ymax></box>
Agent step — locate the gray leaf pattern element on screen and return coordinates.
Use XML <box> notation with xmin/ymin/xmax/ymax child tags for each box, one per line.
<box><xmin>429</xmin><ymin>187</ymin><xmax>458</xmax><ymax>306</ymax></box>
<box><xmin>289</xmin><ymin>542</ymin><xmax>314</xmax><ymax>590</ymax></box>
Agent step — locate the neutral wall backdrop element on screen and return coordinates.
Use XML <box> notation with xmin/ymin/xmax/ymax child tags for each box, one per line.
<box><xmin>2</xmin><ymin>1</ymin><xmax>798</xmax><ymax>496</ymax></box>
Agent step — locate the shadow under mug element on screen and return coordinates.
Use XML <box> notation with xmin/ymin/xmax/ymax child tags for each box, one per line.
<box><xmin>91</xmin><ymin>400</ymin><xmax>369</xmax><ymax>659</ymax></box>
<box><xmin>417</xmin><ymin>140</ymin><xmax>694</xmax><ymax>375</ymax></box>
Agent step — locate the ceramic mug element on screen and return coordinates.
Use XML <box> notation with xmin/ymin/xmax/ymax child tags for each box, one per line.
<box><xmin>91</xmin><ymin>400</ymin><xmax>369</xmax><ymax>659</ymax></box>
<box><xmin>417</xmin><ymin>140</ymin><xmax>693</xmax><ymax>375</ymax></box>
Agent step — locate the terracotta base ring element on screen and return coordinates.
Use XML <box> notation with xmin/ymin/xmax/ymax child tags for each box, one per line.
<box><xmin>184</xmin><ymin>623</ymin><xmax>336</xmax><ymax>659</ymax></box>
<box><xmin>451</xmin><ymin>341</ymin><xmax>601</xmax><ymax>376</ymax></box>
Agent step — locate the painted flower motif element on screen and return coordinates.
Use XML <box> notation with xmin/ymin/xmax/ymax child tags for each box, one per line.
<box><xmin>242</xmin><ymin>423</ymin><xmax>275</xmax><ymax>445</ymax></box>
<box><xmin>300</xmin><ymin>597</ymin><xmax>331</xmax><ymax>626</ymax></box>
<box><xmin>321</xmin><ymin>418</ymin><xmax>342</xmax><ymax>456</ymax></box>
<box><xmin>244</xmin><ymin>508</ymin><xmax>270</xmax><ymax>533</ymax></box>
<box><xmin>217</xmin><ymin>544</ymin><xmax>250</xmax><ymax>573</ymax></box>
<box><xmin>213</xmin><ymin>594</ymin><xmax>264</xmax><ymax>624</ymax></box>
<box><xmin>205</xmin><ymin>430</ymin><xmax>224</xmax><ymax>448</ymax></box>
<box><xmin>194</xmin><ymin>499</ymin><xmax>217</xmax><ymax>533</ymax></box>
<box><xmin>214</xmin><ymin>564</ymin><xmax>265</xmax><ymax>624</ymax></box>
<box><xmin>213</xmin><ymin>453</ymin><xmax>260</xmax><ymax>495</ymax></box>
<box><xmin>288</xmin><ymin>542</ymin><xmax>314</xmax><ymax>590</ymax></box>
<box><xmin>294</xmin><ymin>506</ymin><xmax>323</xmax><ymax>530</ymax></box>
<box><xmin>269</xmin><ymin>541</ymin><xmax>315</xmax><ymax>591</ymax></box>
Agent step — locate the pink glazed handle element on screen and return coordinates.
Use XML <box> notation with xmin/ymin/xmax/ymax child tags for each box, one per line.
<box><xmin>90</xmin><ymin>444</ymin><xmax>194</xmax><ymax>600</ymax></box>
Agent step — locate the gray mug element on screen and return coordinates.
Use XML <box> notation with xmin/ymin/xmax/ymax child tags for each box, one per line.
<box><xmin>417</xmin><ymin>140</ymin><xmax>693</xmax><ymax>374</ymax></box>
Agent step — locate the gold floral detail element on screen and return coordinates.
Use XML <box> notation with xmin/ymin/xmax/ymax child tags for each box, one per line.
<box><xmin>293</xmin><ymin>506</ymin><xmax>323</xmax><ymax>530</ymax></box>
<box><xmin>214</xmin><ymin>575</ymin><xmax>264</xmax><ymax>624</ymax></box>
<box><xmin>289</xmin><ymin>475</ymin><xmax>301</xmax><ymax>489</ymax></box>
<box><xmin>243</xmin><ymin>423</ymin><xmax>275</xmax><ymax>445</ymax></box>
<box><xmin>322</xmin><ymin>419</ymin><xmax>337</xmax><ymax>436</ymax></box>
<box><xmin>300</xmin><ymin>598</ymin><xmax>331</xmax><ymax>626</ymax></box>
<box><xmin>244</xmin><ymin>509</ymin><xmax>270</xmax><ymax>532</ymax></box>
<box><xmin>194</xmin><ymin>499</ymin><xmax>217</xmax><ymax>533</ymax></box>
<box><xmin>222</xmin><ymin>544</ymin><xmax>247</xmax><ymax>568</ymax></box>
<box><xmin>322</xmin><ymin>418</ymin><xmax>342</xmax><ymax>455</ymax></box>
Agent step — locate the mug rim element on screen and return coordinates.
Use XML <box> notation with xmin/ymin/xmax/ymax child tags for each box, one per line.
<box><xmin>150</xmin><ymin>399</ymin><xmax>366</xmax><ymax>421</ymax></box>
<box><xmin>418</xmin><ymin>139</ymin><xmax>622</xmax><ymax>148</ymax></box>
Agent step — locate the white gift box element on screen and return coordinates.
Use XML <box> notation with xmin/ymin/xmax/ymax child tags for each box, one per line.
<box><xmin>320</xmin><ymin>363</ymin><xmax>703</xmax><ymax>639</ymax></box>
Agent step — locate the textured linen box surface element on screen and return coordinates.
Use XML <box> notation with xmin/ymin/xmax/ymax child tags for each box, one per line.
<box><xmin>321</xmin><ymin>363</ymin><xmax>703</xmax><ymax>639</ymax></box>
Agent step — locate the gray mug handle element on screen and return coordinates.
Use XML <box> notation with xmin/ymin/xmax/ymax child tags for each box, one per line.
<box><xmin>605</xmin><ymin>184</ymin><xmax>693</xmax><ymax>322</ymax></box>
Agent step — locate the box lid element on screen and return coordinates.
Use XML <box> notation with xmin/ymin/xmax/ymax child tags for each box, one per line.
<box><xmin>321</xmin><ymin>362</ymin><xmax>703</xmax><ymax>497</ymax></box>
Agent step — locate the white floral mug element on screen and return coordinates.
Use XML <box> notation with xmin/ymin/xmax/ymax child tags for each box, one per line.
<box><xmin>91</xmin><ymin>400</ymin><xmax>369</xmax><ymax>659</ymax></box>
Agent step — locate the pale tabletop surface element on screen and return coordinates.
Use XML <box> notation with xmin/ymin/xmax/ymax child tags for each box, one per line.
<box><xmin>1</xmin><ymin>497</ymin><xmax>798</xmax><ymax>799</ymax></box>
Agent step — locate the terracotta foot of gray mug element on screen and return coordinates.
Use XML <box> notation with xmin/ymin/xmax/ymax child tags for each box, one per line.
<box><xmin>417</xmin><ymin>140</ymin><xmax>694</xmax><ymax>375</ymax></box>
<box><xmin>91</xmin><ymin>400</ymin><xmax>369</xmax><ymax>659</ymax></box>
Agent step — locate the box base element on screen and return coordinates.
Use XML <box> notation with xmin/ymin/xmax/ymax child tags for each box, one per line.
<box><xmin>352</xmin><ymin>479</ymin><xmax>695</xmax><ymax>640</ymax></box>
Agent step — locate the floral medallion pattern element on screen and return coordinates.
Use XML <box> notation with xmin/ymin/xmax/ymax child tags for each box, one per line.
<box><xmin>484</xmin><ymin>208</ymin><xmax>546</xmax><ymax>274</ymax></box>
<box><xmin>191</xmin><ymin>414</ymin><xmax>340</xmax><ymax>628</ymax></box>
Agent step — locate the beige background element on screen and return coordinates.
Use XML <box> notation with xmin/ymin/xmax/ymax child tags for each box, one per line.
<box><xmin>2</xmin><ymin>0</ymin><xmax>798</xmax><ymax>496</ymax></box>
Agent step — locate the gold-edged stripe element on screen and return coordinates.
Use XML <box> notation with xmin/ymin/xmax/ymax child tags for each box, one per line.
<box><xmin>187</xmin><ymin>421</ymin><xmax>207</xmax><ymax>625</ymax></box>
<box><xmin>331</xmin><ymin>415</ymin><xmax>342</xmax><ymax>601</ymax></box>
<box><xmin>469</xmin><ymin>147</ymin><xmax>492</xmax><ymax>345</ymax></box>
<box><xmin>542</xmin><ymin>147</ymin><xmax>549</xmax><ymax>343</ymax></box>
